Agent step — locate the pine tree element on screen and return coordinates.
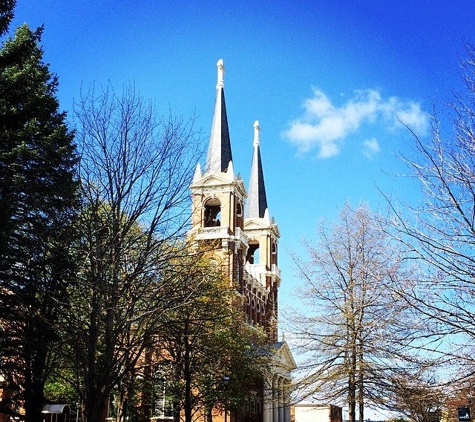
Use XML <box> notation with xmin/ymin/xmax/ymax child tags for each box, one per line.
<box><xmin>0</xmin><ymin>24</ymin><xmax>78</xmax><ymax>422</ymax></box>
<box><xmin>0</xmin><ymin>0</ymin><xmax>15</xmax><ymax>36</ymax></box>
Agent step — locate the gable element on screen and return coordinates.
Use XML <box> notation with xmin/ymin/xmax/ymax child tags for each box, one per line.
<box><xmin>191</xmin><ymin>172</ymin><xmax>233</xmax><ymax>187</ymax></box>
<box><xmin>271</xmin><ymin>341</ymin><xmax>297</xmax><ymax>371</ymax></box>
<box><xmin>244</xmin><ymin>218</ymin><xmax>280</xmax><ymax>237</ymax></box>
<box><xmin>191</xmin><ymin>173</ymin><xmax>246</xmax><ymax>196</ymax></box>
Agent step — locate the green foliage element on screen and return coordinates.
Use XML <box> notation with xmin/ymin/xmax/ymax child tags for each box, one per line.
<box><xmin>388</xmin><ymin>417</ymin><xmax>409</xmax><ymax>422</ymax></box>
<box><xmin>0</xmin><ymin>22</ymin><xmax>78</xmax><ymax>422</ymax></box>
<box><xmin>0</xmin><ymin>0</ymin><xmax>15</xmax><ymax>36</ymax></box>
<box><xmin>155</xmin><ymin>251</ymin><xmax>267</xmax><ymax>422</ymax></box>
<box><xmin>44</xmin><ymin>375</ymin><xmax>78</xmax><ymax>408</ymax></box>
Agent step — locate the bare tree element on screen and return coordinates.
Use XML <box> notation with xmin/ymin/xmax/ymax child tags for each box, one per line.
<box><xmin>383</xmin><ymin>372</ymin><xmax>446</xmax><ymax>422</ymax></box>
<box><xmin>384</xmin><ymin>43</ymin><xmax>475</xmax><ymax>378</ymax></box>
<box><xmin>288</xmin><ymin>203</ymin><xmax>417</xmax><ymax>422</ymax></box>
<box><xmin>64</xmin><ymin>83</ymin><xmax>202</xmax><ymax>422</ymax></box>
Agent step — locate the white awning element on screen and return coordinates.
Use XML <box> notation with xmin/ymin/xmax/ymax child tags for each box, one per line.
<box><xmin>42</xmin><ymin>405</ymin><xmax>70</xmax><ymax>414</ymax></box>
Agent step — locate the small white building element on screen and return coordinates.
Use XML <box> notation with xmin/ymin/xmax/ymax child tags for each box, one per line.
<box><xmin>293</xmin><ymin>404</ymin><xmax>342</xmax><ymax>422</ymax></box>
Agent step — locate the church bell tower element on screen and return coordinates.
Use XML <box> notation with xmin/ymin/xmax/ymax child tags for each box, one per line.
<box><xmin>188</xmin><ymin>59</ymin><xmax>296</xmax><ymax>422</ymax></box>
<box><xmin>188</xmin><ymin>60</ymin><xmax>282</xmax><ymax>342</ymax></box>
<box><xmin>188</xmin><ymin>59</ymin><xmax>248</xmax><ymax>291</ymax></box>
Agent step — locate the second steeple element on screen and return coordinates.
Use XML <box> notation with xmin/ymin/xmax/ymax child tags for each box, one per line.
<box><xmin>245</xmin><ymin>121</ymin><xmax>269</xmax><ymax>219</ymax></box>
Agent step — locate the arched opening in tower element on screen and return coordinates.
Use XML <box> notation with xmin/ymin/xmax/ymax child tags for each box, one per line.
<box><xmin>271</xmin><ymin>240</ymin><xmax>277</xmax><ymax>265</ymax></box>
<box><xmin>236</xmin><ymin>201</ymin><xmax>244</xmax><ymax>229</ymax></box>
<box><xmin>247</xmin><ymin>241</ymin><xmax>260</xmax><ymax>264</ymax></box>
<box><xmin>204</xmin><ymin>198</ymin><xmax>221</xmax><ymax>227</ymax></box>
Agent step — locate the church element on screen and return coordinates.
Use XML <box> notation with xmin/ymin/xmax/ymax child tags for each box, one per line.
<box><xmin>188</xmin><ymin>59</ymin><xmax>296</xmax><ymax>422</ymax></box>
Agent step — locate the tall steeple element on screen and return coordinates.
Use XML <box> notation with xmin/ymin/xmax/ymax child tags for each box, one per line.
<box><xmin>205</xmin><ymin>59</ymin><xmax>233</xmax><ymax>174</ymax></box>
<box><xmin>245</xmin><ymin>121</ymin><xmax>268</xmax><ymax>219</ymax></box>
<box><xmin>189</xmin><ymin>60</ymin><xmax>295</xmax><ymax>422</ymax></box>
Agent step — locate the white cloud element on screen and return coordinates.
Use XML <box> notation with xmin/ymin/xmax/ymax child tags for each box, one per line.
<box><xmin>283</xmin><ymin>88</ymin><xmax>428</xmax><ymax>159</ymax></box>
<box><xmin>362</xmin><ymin>137</ymin><xmax>380</xmax><ymax>159</ymax></box>
<box><xmin>393</xmin><ymin>102</ymin><xmax>428</xmax><ymax>132</ymax></box>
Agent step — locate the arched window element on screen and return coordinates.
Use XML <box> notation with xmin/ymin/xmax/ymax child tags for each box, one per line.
<box><xmin>246</xmin><ymin>240</ymin><xmax>260</xmax><ymax>264</ymax></box>
<box><xmin>271</xmin><ymin>241</ymin><xmax>277</xmax><ymax>265</ymax></box>
<box><xmin>236</xmin><ymin>201</ymin><xmax>243</xmax><ymax>217</ymax></box>
<box><xmin>236</xmin><ymin>201</ymin><xmax>244</xmax><ymax>228</ymax></box>
<box><xmin>204</xmin><ymin>198</ymin><xmax>221</xmax><ymax>227</ymax></box>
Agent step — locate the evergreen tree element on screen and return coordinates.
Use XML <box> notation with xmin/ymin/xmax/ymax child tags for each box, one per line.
<box><xmin>0</xmin><ymin>24</ymin><xmax>78</xmax><ymax>422</ymax></box>
<box><xmin>0</xmin><ymin>0</ymin><xmax>15</xmax><ymax>36</ymax></box>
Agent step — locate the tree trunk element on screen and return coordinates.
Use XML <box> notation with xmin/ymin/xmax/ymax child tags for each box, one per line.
<box><xmin>86</xmin><ymin>390</ymin><xmax>109</xmax><ymax>422</ymax></box>
<box><xmin>184</xmin><ymin>320</ymin><xmax>192</xmax><ymax>422</ymax></box>
<box><xmin>357</xmin><ymin>325</ymin><xmax>364</xmax><ymax>422</ymax></box>
<box><xmin>206</xmin><ymin>405</ymin><xmax>213</xmax><ymax>422</ymax></box>
<box><xmin>24</xmin><ymin>381</ymin><xmax>44</xmax><ymax>422</ymax></box>
<box><xmin>24</xmin><ymin>325</ymin><xmax>48</xmax><ymax>422</ymax></box>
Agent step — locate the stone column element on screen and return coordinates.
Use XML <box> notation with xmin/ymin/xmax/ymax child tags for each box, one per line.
<box><xmin>278</xmin><ymin>377</ymin><xmax>284</xmax><ymax>422</ymax></box>
<box><xmin>263</xmin><ymin>378</ymin><xmax>273</xmax><ymax>422</ymax></box>
<box><xmin>273</xmin><ymin>376</ymin><xmax>279</xmax><ymax>422</ymax></box>
<box><xmin>284</xmin><ymin>379</ymin><xmax>291</xmax><ymax>422</ymax></box>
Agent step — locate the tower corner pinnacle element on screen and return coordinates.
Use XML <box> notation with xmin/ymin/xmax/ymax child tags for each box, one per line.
<box><xmin>226</xmin><ymin>160</ymin><xmax>235</xmax><ymax>178</ymax></box>
<box><xmin>192</xmin><ymin>163</ymin><xmax>202</xmax><ymax>183</ymax></box>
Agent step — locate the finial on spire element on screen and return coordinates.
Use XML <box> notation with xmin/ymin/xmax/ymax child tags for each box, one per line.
<box><xmin>206</xmin><ymin>59</ymin><xmax>233</xmax><ymax>174</ymax></box>
<box><xmin>217</xmin><ymin>59</ymin><xmax>225</xmax><ymax>89</ymax></box>
<box><xmin>253</xmin><ymin>120</ymin><xmax>260</xmax><ymax>147</ymax></box>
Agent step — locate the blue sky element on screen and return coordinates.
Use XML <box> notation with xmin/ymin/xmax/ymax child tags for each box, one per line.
<box><xmin>8</xmin><ymin>1</ymin><xmax>475</xmax><ymax>417</ymax></box>
<box><xmin>9</xmin><ymin>0</ymin><xmax>475</xmax><ymax>350</ymax></box>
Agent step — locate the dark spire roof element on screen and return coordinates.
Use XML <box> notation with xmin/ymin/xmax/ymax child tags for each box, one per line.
<box><xmin>246</xmin><ymin>121</ymin><xmax>268</xmax><ymax>219</ymax></box>
<box><xmin>205</xmin><ymin>59</ymin><xmax>233</xmax><ymax>174</ymax></box>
